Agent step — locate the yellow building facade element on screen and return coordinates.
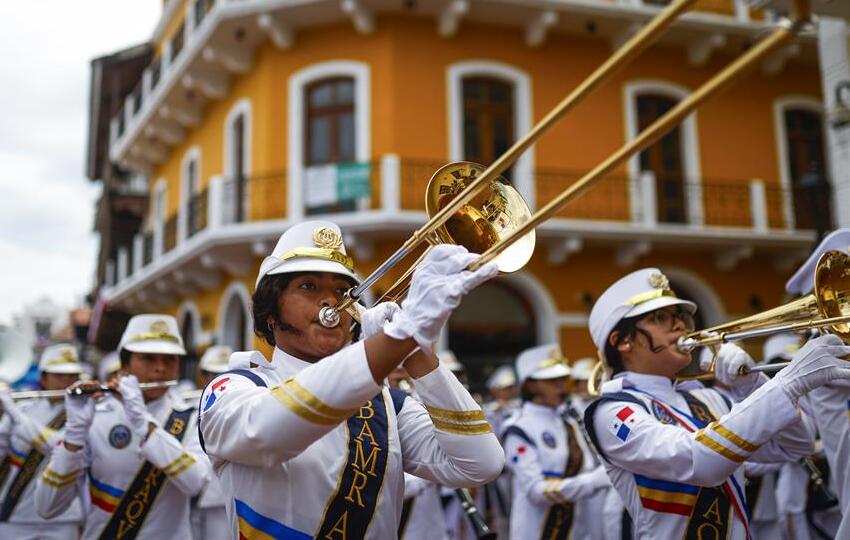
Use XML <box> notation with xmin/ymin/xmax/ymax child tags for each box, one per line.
<box><xmin>96</xmin><ymin>0</ymin><xmax>836</xmax><ymax>387</ymax></box>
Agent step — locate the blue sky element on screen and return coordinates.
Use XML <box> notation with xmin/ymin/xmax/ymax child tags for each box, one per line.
<box><xmin>0</xmin><ymin>1</ymin><xmax>160</xmax><ymax>323</ymax></box>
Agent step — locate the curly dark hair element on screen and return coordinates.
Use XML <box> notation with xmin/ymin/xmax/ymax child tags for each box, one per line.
<box><xmin>252</xmin><ymin>273</ymin><xmax>300</xmax><ymax>347</ymax></box>
<box><xmin>251</xmin><ymin>272</ymin><xmax>359</xmax><ymax>347</ymax></box>
<box><xmin>603</xmin><ymin>316</ymin><xmax>639</xmax><ymax>374</ymax></box>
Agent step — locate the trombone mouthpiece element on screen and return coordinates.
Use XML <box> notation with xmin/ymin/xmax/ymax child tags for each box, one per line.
<box><xmin>319</xmin><ymin>306</ymin><xmax>341</xmax><ymax>328</ymax></box>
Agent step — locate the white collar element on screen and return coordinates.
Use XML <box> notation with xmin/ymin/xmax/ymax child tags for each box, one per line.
<box><xmin>271</xmin><ymin>347</ymin><xmax>313</xmax><ymax>378</ymax></box>
<box><xmin>609</xmin><ymin>371</ymin><xmax>677</xmax><ymax>398</ymax></box>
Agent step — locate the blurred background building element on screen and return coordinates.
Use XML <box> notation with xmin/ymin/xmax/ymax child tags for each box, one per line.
<box><xmin>85</xmin><ymin>0</ymin><xmax>849</xmax><ymax>391</ymax></box>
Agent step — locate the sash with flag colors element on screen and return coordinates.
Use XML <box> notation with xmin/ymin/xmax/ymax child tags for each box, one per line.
<box><xmin>634</xmin><ymin>474</ymin><xmax>699</xmax><ymax>516</ymax></box>
<box><xmin>235</xmin><ymin>499</ymin><xmax>310</xmax><ymax>540</ymax></box>
<box><xmin>89</xmin><ymin>474</ymin><xmax>124</xmax><ymax>513</ymax></box>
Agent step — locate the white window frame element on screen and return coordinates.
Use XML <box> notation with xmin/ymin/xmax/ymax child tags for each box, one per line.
<box><xmin>447</xmin><ymin>61</ymin><xmax>535</xmax><ymax>209</ymax></box>
<box><xmin>623</xmin><ymin>80</ymin><xmax>703</xmax><ymax>226</ymax></box>
<box><xmin>772</xmin><ymin>96</ymin><xmax>827</xmax><ymax>230</ymax></box>
<box><xmin>179</xmin><ymin>145</ymin><xmax>202</xmax><ymax>242</ymax></box>
<box><xmin>217</xmin><ymin>280</ymin><xmax>252</xmax><ymax>351</ymax></box>
<box><xmin>224</xmin><ymin>98</ymin><xmax>253</xmax><ymax>223</ymax></box>
<box><xmin>288</xmin><ymin>61</ymin><xmax>371</xmax><ymax>220</ymax></box>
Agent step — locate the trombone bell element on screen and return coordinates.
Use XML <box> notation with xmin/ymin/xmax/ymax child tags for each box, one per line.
<box><xmin>425</xmin><ymin>162</ymin><xmax>535</xmax><ymax>273</ymax></box>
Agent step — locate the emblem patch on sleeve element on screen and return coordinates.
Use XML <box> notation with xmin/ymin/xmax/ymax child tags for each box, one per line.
<box><xmin>609</xmin><ymin>406</ymin><xmax>638</xmax><ymax>442</ymax></box>
<box><xmin>203</xmin><ymin>377</ymin><xmax>231</xmax><ymax>412</ymax></box>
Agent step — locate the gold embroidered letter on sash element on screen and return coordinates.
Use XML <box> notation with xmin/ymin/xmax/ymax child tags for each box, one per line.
<box><xmin>325</xmin><ymin>511</ymin><xmax>349</xmax><ymax>539</ymax></box>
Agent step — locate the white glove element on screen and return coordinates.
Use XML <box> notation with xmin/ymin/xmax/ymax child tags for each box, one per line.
<box><xmin>355</xmin><ymin>302</ymin><xmax>401</xmax><ymax>339</ymax></box>
<box><xmin>383</xmin><ymin>245</ymin><xmax>498</xmax><ymax>352</ymax></box>
<box><xmin>63</xmin><ymin>393</ymin><xmax>95</xmax><ymax>447</ymax></box>
<box><xmin>712</xmin><ymin>344</ymin><xmax>765</xmax><ymax>396</ymax></box>
<box><xmin>117</xmin><ymin>375</ymin><xmax>157</xmax><ymax>437</ymax></box>
<box><xmin>0</xmin><ymin>390</ymin><xmax>23</xmax><ymax>424</ymax></box>
<box><xmin>775</xmin><ymin>335</ymin><xmax>850</xmax><ymax>403</ymax></box>
<box><xmin>588</xmin><ymin>466</ymin><xmax>612</xmax><ymax>489</ymax></box>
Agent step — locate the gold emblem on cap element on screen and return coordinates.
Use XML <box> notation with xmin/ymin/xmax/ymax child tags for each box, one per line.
<box><xmin>649</xmin><ymin>271</ymin><xmax>670</xmax><ymax>290</ymax></box>
<box><xmin>150</xmin><ymin>320</ymin><xmax>170</xmax><ymax>333</ymax></box>
<box><xmin>313</xmin><ymin>227</ymin><xmax>343</xmax><ymax>250</ymax></box>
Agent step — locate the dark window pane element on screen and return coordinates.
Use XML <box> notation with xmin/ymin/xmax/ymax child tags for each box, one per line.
<box><xmin>309</xmin><ymin>117</ymin><xmax>331</xmax><ymax>164</ymax></box>
<box><xmin>637</xmin><ymin>93</ymin><xmax>687</xmax><ymax>224</ymax></box>
<box><xmin>338</xmin><ymin>113</ymin><xmax>355</xmax><ymax>161</ymax></box>
<box><xmin>336</xmin><ymin>80</ymin><xmax>354</xmax><ymax>104</ymax></box>
<box><xmin>462</xmin><ymin>77</ymin><xmax>514</xmax><ymax>175</ymax></box>
<box><xmin>310</xmin><ymin>84</ymin><xmax>334</xmax><ymax>108</ymax></box>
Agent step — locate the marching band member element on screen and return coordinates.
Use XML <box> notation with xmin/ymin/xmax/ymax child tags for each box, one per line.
<box><xmin>0</xmin><ymin>344</ymin><xmax>84</xmax><ymax>539</ymax></box>
<box><xmin>583</xmin><ymin>268</ymin><xmax>846</xmax><ymax>539</ymax></box>
<box><xmin>198</xmin><ymin>221</ymin><xmax>504</xmax><ymax>539</ymax></box>
<box><xmin>503</xmin><ymin>343</ymin><xmax>610</xmax><ymax>540</ymax></box>
<box><xmin>484</xmin><ymin>364</ymin><xmax>519</xmax><ymax>436</ymax></box>
<box><xmin>34</xmin><ymin>314</ymin><xmax>211</xmax><ymax>539</ymax></box>
<box><xmin>785</xmin><ymin>227</ymin><xmax>850</xmax><ymax>539</ymax></box>
<box><xmin>192</xmin><ymin>345</ymin><xmax>232</xmax><ymax>540</ymax></box>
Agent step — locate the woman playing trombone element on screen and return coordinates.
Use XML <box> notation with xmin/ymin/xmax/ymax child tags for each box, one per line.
<box><xmin>583</xmin><ymin>268</ymin><xmax>850</xmax><ymax>540</ymax></box>
<box><xmin>197</xmin><ymin>220</ymin><xmax>504</xmax><ymax>539</ymax></box>
<box><xmin>34</xmin><ymin>314</ymin><xmax>211</xmax><ymax>539</ymax></box>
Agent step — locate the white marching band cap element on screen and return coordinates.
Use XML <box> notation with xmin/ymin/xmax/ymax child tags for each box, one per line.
<box><xmin>763</xmin><ymin>334</ymin><xmax>800</xmax><ymax>364</ymax></box>
<box><xmin>38</xmin><ymin>344</ymin><xmax>84</xmax><ymax>375</ymax></box>
<box><xmin>438</xmin><ymin>350</ymin><xmax>464</xmax><ymax>373</ymax></box>
<box><xmin>256</xmin><ymin>221</ymin><xmax>359</xmax><ymax>288</ymax></box>
<box><xmin>589</xmin><ymin>268</ymin><xmax>697</xmax><ymax>354</ymax></box>
<box><xmin>570</xmin><ymin>357</ymin><xmax>595</xmax><ymax>381</ymax></box>
<box><xmin>200</xmin><ymin>345</ymin><xmax>233</xmax><ymax>374</ymax></box>
<box><xmin>486</xmin><ymin>365</ymin><xmax>517</xmax><ymax>391</ymax></box>
<box><xmin>516</xmin><ymin>344</ymin><xmax>571</xmax><ymax>385</ymax></box>
<box><xmin>785</xmin><ymin>228</ymin><xmax>850</xmax><ymax>296</ymax></box>
<box><xmin>98</xmin><ymin>351</ymin><xmax>121</xmax><ymax>382</ymax></box>
<box><xmin>118</xmin><ymin>314</ymin><xmax>186</xmax><ymax>356</ymax></box>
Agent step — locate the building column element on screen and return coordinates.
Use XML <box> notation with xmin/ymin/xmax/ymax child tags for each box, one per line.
<box><xmin>818</xmin><ymin>17</ymin><xmax>850</xmax><ymax>228</ymax></box>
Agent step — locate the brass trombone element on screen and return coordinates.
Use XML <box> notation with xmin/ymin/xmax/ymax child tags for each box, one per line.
<box><xmin>320</xmin><ymin>0</ymin><xmax>710</xmax><ymax>326</ymax></box>
<box><xmin>588</xmin><ymin>250</ymin><xmax>850</xmax><ymax>396</ymax></box>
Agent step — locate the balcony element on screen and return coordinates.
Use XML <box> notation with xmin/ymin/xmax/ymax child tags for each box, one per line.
<box><xmin>104</xmin><ymin>154</ymin><xmax>819</xmax><ymax>311</ymax></box>
<box><xmin>107</xmin><ymin>0</ymin><xmax>794</xmax><ymax>174</ymax></box>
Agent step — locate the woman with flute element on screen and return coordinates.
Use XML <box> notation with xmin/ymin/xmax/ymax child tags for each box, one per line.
<box><xmin>34</xmin><ymin>313</ymin><xmax>210</xmax><ymax>539</ymax></box>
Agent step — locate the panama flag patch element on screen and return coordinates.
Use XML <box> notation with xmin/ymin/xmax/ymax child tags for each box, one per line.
<box><xmin>609</xmin><ymin>406</ymin><xmax>638</xmax><ymax>442</ymax></box>
<box><xmin>203</xmin><ymin>377</ymin><xmax>231</xmax><ymax>412</ymax></box>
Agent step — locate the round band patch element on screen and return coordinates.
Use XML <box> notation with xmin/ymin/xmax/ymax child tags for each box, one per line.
<box><xmin>109</xmin><ymin>424</ymin><xmax>132</xmax><ymax>449</ymax></box>
<box><xmin>542</xmin><ymin>431</ymin><xmax>557</xmax><ymax>448</ymax></box>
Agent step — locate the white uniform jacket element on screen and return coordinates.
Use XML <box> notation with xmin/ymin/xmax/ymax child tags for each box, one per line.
<box><xmin>805</xmin><ymin>381</ymin><xmax>850</xmax><ymax>538</ymax></box>
<box><xmin>34</xmin><ymin>388</ymin><xmax>210</xmax><ymax>539</ymax></box>
<box><xmin>503</xmin><ymin>401</ymin><xmax>609</xmax><ymax>540</ymax></box>
<box><xmin>198</xmin><ymin>344</ymin><xmax>505</xmax><ymax>539</ymax></box>
<box><xmin>586</xmin><ymin>372</ymin><xmax>813</xmax><ymax>540</ymax></box>
<box><xmin>399</xmin><ymin>473</ymin><xmax>449</xmax><ymax>540</ymax></box>
<box><xmin>0</xmin><ymin>398</ymin><xmax>83</xmax><ymax>526</ymax></box>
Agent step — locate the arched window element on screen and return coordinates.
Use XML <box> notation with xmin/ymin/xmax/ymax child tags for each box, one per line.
<box><xmin>783</xmin><ymin>108</ymin><xmax>831</xmax><ymax>230</ymax></box>
<box><xmin>288</xmin><ymin>62</ymin><xmax>371</xmax><ymax>219</ymax></box>
<box><xmin>462</xmin><ymin>77</ymin><xmax>515</xmax><ymax>178</ymax></box>
<box><xmin>179</xmin><ymin>308</ymin><xmax>199</xmax><ymax>381</ymax></box>
<box><xmin>218</xmin><ymin>282</ymin><xmax>252</xmax><ymax>351</ymax></box>
<box><xmin>448</xmin><ymin>281</ymin><xmax>537</xmax><ymax>394</ymax></box>
<box><xmin>637</xmin><ymin>93</ymin><xmax>687</xmax><ymax>224</ymax></box>
<box><xmin>448</xmin><ymin>61</ymin><xmax>534</xmax><ymax>207</ymax></box>
<box><xmin>224</xmin><ymin>99</ymin><xmax>251</xmax><ymax>223</ymax></box>
<box><xmin>303</xmin><ymin>77</ymin><xmax>357</xmax><ymax>215</ymax></box>
<box><xmin>181</xmin><ymin>147</ymin><xmax>202</xmax><ymax>239</ymax></box>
